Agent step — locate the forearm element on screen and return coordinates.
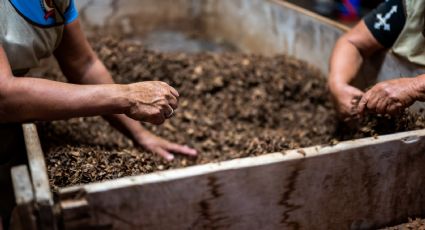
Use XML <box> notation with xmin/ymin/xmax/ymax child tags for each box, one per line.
<box><xmin>328</xmin><ymin>35</ymin><xmax>364</xmax><ymax>91</ymax></box>
<box><xmin>328</xmin><ymin>19</ymin><xmax>385</xmax><ymax>93</ymax></box>
<box><xmin>414</xmin><ymin>74</ymin><xmax>425</xmax><ymax>101</ymax></box>
<box><xmin>68</xmin><ymin>57</ymin><xmax>149</xmax><ymax>140</ymax></box>
<box><xmin>104</xmin><ymin>114</ymin><xmax>150</xmax><ymax>141</ymax></box>
<box><xmin>0</xmin><ymin>77</ymin><xmax>130</xmax><ymax>122</ymax></box>
<box><xmin>67</xmin><ymin>58</ymin><xmax>115</xmax><ymax>85</ymax></box>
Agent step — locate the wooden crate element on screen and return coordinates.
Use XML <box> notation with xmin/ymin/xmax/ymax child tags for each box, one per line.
<box><xmin>10</xmin><ymin>0</ymin><xmax>425</xmax><ymax>229</ymax></box>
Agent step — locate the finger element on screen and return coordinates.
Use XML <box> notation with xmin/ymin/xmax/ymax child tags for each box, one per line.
<box><xmin>351</xmin><ymin>95</ymin><xmax>362</xmax><ymax>106</ymax></box>
<box><xmin>161</xmin><ymin>104</ymin><xmax>174</xmax><ymax>119</ymax></box>
<box><xmin>149</xmin><ymin>108</ymin><xmax>166</xmax><ymax>125</ymax></box>
<box><xmin>358</xmin><ymin>93</ymin><xmax>369</xmax><ymax>114</ymax></box>
<box><xmin>159</xmin><ymin>81</ymin><xmax>170</xmax><ymax>87</ymax></box>
<box><xmin>166</xmin><ymin>94</ymin><xmax>178</xmax><ymax>109</ymax></box>
<box><xmin>169</xmin><ymin>86</ymin><xmax>180</xmax><ymax>98</ymax></box>
<box><xmin>376</xmin><ymin>98</ymin><xmax>389</xmax><ymax>114</ymax></box>
<box><xmin>365</xmin><ymin>92</ymin><xmax>380</xmax><ymax>112</ymax></box>
<box><xmin>166</xmin><ymin>143</ymin><xmax>197</xmax><ymax>156</ymax></box>
<box><xmin>386</xmin><ymin>103</ymin><xmax>401</xmax><ymax>115</ymax></box>
<box><xmin>134</xmin><ymin>106</ymin><xmax>165</xmax><ymax>125</ymax></box>
<box><xmin>155</xmin><ymin>148</ymin><xmax>175</xmax><ymax>161</ymax></box>
<box><xmin>158</xmin><ymin>82</ymin><xmax>179</xmax><ymax>97</ymax></box>
<box><xmin>366</xmin><ymin>89</ymin><xmax>387</xmax><ymax>114</ymax></box>
<box><xmin>387</xmin><ymin>102</ymin><xmax>403</xmax><ymax>115</ymax></box>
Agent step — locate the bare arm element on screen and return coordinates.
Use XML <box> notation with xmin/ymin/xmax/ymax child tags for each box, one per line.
<box><xmin>0</xmin><ymin>23</ymin><xmax>178</xmax><ymax>124</ymax></box>
<box><xmin>328</xmin><ymin>20</ymin><xmax>384</xmax><ymax>118</ymax></box>
<box><xmin>54</xmin><ymin>19</ymin><xmax>142</xmax><ymax>138</ymax></box>
<box><xmin>54</xmin><ymin>19</ymin><xmax>197</xmax><ymax>160</ymax></box>
<box><xmin>330</xmin><ymin>21</ymin><xmax>425</xmax><ymax>115</ymax></box>
<box><xmin>0</xmin><ymin>46</ymin><xmax>130</xmax><ymax>122</ymax></box>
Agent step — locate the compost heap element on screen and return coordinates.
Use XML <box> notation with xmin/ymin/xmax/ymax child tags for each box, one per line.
<box><xmin>381</xmin><ymin>218</ymin><xmax>425</xmax><ymax>230</ymax></box>
<box><xmin>37</xmin><ymin>37</ymin><xmax>425</xmax><ymax>189</ymax></box>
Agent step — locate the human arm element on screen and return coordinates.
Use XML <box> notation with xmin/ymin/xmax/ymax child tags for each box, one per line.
<box><xmin>54</xmin><ymin>19</ymin><xmax>197</xmax><ymax>160</ymax></box>
<box><xmin>357</xmin><ymin>75</ymin><xmax>425</xmax><ymax>114</ymax></box>
<box><xmin>332</xmin><ymin>25</ymin><xmax>424</xmax><ymax>115</ymax></box>
<box><xmin>0</xmin><ymin>32</ymin><xmax>177</xmax><ymax>123</ymax></box>
<box><xmin>328</xmin><ymin>20</ymin><xmax>384</xmax><ymax>119</ymax></box>
<box><xmin>328</xmin><ymin>0</ymin><xmax>406</xmax><ymax>118</ymax></box>
<box><xmin>0</xmin><ymin>45</ymin><xmax>132</xmax><ymax>122</ymax></box>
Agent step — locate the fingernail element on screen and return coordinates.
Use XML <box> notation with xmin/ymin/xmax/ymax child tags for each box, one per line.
<box><xmin>166</xmin><ymin>155</ymin><xmax>174</xmax><ymax>161</ymax></box>
<box><xmin>182</xmin><ymin>145</ymin><xmax>197</xmax><ymax>155</ymax></box>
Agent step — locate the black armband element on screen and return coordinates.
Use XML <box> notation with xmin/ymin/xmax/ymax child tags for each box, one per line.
<box><xmin>363</xmin><ymin>0</ymin><xmax>406</xmax><ymax>48</ymax></box>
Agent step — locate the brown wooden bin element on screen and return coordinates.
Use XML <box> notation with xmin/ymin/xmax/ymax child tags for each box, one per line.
<box><xmin>8</xmin><ymin>0</ymin><xmax>425</xmax><ymax>229</ymax></box>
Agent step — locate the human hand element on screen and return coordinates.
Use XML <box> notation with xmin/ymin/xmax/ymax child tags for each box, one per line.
<box><xmin>329</xmin><ymin>83</ymin><xmax>364</xmax><ymax>120</ymax></box>
<box><xmin>358</xmin><ymin>78</ymin><xmax>422</xmax><ymax>115</ymax></box>
<box><xmin>125</xmin><ymin>81</ymin><xmax>179</xmax><ymax>125</ymax></box>
<box><xmin>136</xmin><ymin>131</ymin><xmax>197</xmax><ymax>161</ymax></box>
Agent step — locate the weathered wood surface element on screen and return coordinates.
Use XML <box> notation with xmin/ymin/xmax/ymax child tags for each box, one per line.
<box><xmin>202</xmin><ymin>0</ymin><xmax>347</xmax><ymax>75</ymax></box>
<box><xmin>12</xmin><ymin>0</ymin><xmax>420</xmax><ymax>229</ymax></box>
<box><xmin>57</xmin><ymin>188</ymin><xmax>93</xmax><ymax>230</ymax></box>
<box><xmin>22</xmin><ymin>124</ymin><xmax>56</xmax><ymax>230</ymax></box>
<box><xmin>75</xmin><ymin>0</ymin><xmax>202</xmax><ymax>36</ymax></box>
<box><xmin>11</xmin><ymin>166</ymin><xmax>34</xmax><ymax>207</ymax></box>
<box><xmin>22</xmin><ymin>124</ymin><xmax>52</xmax><ymax>206</ymax></box>
<box><xmin>10</xmin><ymin>165</ymin><xmax>37</xmax><ymax>230</ymax></box>
<box><xmin>76</xmin><ymin>0</ymin><xmax>346</xmax><ymax>75</ymax></box>
<box><xmin>60</xmin><ymin>130</ymin><xmax>425</xmax><ymax>230</ymax></box>
<box><xmin>52</xmin><ymin>1</ymin><xmax>425</xmax><ymax>229</ymax></box>
<box><xmin>76</xmin><ymin>0</ymin><xmax>425</xmax><ymax>86</ymax></box>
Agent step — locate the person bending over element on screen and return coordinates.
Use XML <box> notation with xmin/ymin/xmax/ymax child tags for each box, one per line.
<box><xmin>329</xmin><ymin>0</ymin><xmax>425</xmax><ymax>118</ymax></box>
<box><xmin>0</xmin><ymin>0</ymin><xmax>197</xmax><ymax>161</ymax></box>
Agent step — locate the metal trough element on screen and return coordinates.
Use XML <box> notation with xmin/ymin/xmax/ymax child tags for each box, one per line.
<box><xmin>7</xmin><ymin>0</ymin><xmax>425</xmax><ymax>229</ymax></box>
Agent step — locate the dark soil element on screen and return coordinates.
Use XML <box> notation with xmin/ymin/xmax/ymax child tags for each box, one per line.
<box><xmin>37</xmin><ymin>37</ymin><xmax>425</xmax><ymax>190</ymax></box>
<box><xmin>381</xmin><ymin>218</ymin><xmax>425</xmax><ymax>230</ymax></box>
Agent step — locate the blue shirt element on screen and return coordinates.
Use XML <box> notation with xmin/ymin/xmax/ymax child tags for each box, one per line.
<box><xmin>9</xmin><ymin>0</ymin><xmax>78</xmax><ymax>27</ymax></box>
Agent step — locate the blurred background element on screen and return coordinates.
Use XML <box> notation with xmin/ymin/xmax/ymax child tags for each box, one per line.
<box><xmin>285</xmin><ymin>0</ymin><xmax>383</xmax><ymax>25</ymax></box>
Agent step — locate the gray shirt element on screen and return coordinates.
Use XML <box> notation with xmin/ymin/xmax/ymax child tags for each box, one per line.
<box><xmin>0</xmin><ymin>0</ymin><xmax>77</xmax><ymax>75</ymax></box>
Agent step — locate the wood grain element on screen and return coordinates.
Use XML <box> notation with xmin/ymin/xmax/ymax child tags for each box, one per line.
<box><xmin>22</xmin><ymin>124</ymin><xmax>56</xmax><ymax>230</ymax></box>
<box><xmin>60</xmin><ymin>130</ymin><xmax>425</xmax><ymax>229</ymax></box>
<box><xmin>10</xmin><ymin>165</ymin><xmax>37</xmax><ymax>230</ymax></box>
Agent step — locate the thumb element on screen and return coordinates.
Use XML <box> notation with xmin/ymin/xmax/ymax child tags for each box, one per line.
<box><xmin>357</xmin><ymin>94</ymin><xmax>368</xmax><ymax>114</ymax></box>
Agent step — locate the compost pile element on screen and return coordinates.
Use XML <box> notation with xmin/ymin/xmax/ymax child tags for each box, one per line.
<box><xmin>37</xmin><ymin>37</ymin><xmax>425</xmax><ymax>189</ymax></box>
<box><xmin>382</xmin><ymin>218</ymin><xmax>425</xmax><ymax>230</ymax></box>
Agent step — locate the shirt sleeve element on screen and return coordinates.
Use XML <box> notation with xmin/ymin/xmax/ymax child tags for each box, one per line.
<box><xmin>363</xmin><ymin>0</ymin><xmax>406</xmax><ymax>48</ymax></box>
<box><xmin>63</xmin><ymin>0</ymin><xmax>79</xmax><ymax>25</ymax></box>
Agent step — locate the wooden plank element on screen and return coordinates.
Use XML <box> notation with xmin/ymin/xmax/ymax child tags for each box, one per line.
<box><xmin>75</xmin><ymin>0</ymin><xmax>201</xmax><ymax>36</ymax></box>
<box><xmin>59</xmin><ymin>129</ymin><xmax>425</xmax><ymax>229</ymax></box>
<box><xmin>201</xmin><ymin>0</ymin><xmax>347</xmax><ymax>75</ymax></box>
<box><xmin>75</xmin><ymin>0</ymin><xmax>425</xmax><ymax>88</ymax></box>
<box><xmin>60</xmin><ymin>199</ymin><xmax>92</xmax><ymax>230</ymax></box>
<box><xmin>22</xmin><ymin>124</ymin><xmax>56</xmax><ymax>230</ymax></box>
<box><xmin>22</xmin><ymin>124</ymin><xmax>52</xmax><ymax>205</ymax></box>
<box><xmin>11</xmin><ymin>166</ymin><xmax>34</xmax><ymax>206</ymax></box>
<box><xmin>51</xmin><ymin>1</ymin><xmax>425</xmax><ymax>229</ymax></box>
<box><xmin>10</xmin><ymin>165</ymin><xmax>37</xmax><ymax>230</ymax></box>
